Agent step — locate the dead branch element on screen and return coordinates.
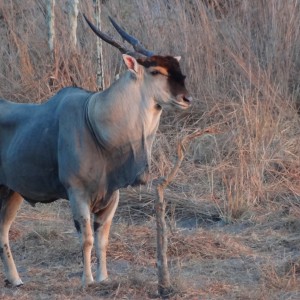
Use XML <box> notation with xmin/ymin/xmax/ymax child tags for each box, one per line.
<box><xmin>155</xmin><ymin>126</ymin><xmax>219</xmax><ymax>297</ymax></box>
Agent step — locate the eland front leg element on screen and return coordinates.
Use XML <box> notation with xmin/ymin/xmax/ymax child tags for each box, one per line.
<box><xmin>0</xmin><ymin>190</ymin><xmax>23</xmax><ymax>286</ymax></box>
<box><xmin>69</xmin><ymin>190</ymin><xmax>94</xmax><ymax>286</ymax></box>
<box><xmin>94</xmin><ymin>191</ymin><xmax>119</xmax><ymax>282</ymax></box>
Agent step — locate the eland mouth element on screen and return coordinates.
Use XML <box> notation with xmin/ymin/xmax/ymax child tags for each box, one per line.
<box><xmin>172</xmin><ymin>95</ymin><xmax>192</xmax><ymax>109</ymax></box>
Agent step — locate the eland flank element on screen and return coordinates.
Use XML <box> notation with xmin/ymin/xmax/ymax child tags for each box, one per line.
<box><xmin>0</xmin><ymin>15</ymin><xmax>192</xmax><ymax>287</ymax></box>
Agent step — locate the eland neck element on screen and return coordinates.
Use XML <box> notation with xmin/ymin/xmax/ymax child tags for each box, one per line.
<box><xmin>85</xmin><ymin>70</ymin><xmax>163</xmax><ymax>189</ymax></box>
<box><xmin>87</xmin><ymin>70</ymin><xmax>162</xmax><ymax>152</ymax></box>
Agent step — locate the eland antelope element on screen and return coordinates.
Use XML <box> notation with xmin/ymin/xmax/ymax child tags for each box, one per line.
<box><xmin>0</xmin><ymin>15</ymin><xmax>192</xmax><ymax>287</ymax></box>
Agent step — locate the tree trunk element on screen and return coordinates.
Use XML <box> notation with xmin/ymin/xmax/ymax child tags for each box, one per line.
<box><xmin>93</xmin><ymin>0</ymin><xmax>105</xmax><ymax>90</ymax></box>
<box><xmin>46</xmin><ymin>0</ymin><xmax>55</xmax><ymax>61</ymax></box>
<box><xmin>67</xmin><ymin>0</ymin><xmax>79</xmax><ymax>52</ymax></box>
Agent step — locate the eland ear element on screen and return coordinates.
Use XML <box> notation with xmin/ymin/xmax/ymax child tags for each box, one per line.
<box><xmin>174</xmin><ymin>56</ymin><xmax>181</xmax><ymax>62</ymax></box>
<box><xmin>122</xmin><ymin>54</ymin><xmax>139</xmax><ymax>73</ymax></box>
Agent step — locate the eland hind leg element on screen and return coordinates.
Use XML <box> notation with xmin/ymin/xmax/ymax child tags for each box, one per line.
<box><xmin>0</xmin><ymin>187</ymin><xmax>23</xmax><ymax>286</ymax></box>
<box><xmin>94</xmin><ymin>191</ymin><xmax>119</xmax><ymax>282</ymax></box>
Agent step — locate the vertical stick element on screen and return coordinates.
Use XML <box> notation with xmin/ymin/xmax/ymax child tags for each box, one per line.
<box><xmin>155</xmin><ymin>128</ymin><xmax>217</xmax><ymax>297</ymax></box>
<box><xmin>67</xmin><ymin>0</ymin><xmax>79</xmax><ymax>52</ymax></box>
<box><xmin>46</xmin><ymin>0</ymin><xmax>55</xmax><ymax>62</ymax></box>
<box><xmin>156</xmin><ymin>181</ymin><xmax>171</xmax><ymax>297</ymax></box>
<box><xmin>93</xmin><ymin>0</ymin><xmax>105</xmax><ymax>90</ymax></box>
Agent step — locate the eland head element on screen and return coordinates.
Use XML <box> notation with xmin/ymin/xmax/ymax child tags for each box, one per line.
<box><xmin>83</xmin><ymin>14</ymin><xmax>192</xmax><ymax>110</ymax></box>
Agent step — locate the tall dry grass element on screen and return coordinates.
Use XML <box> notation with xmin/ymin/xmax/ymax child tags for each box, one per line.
<box><xmin>0</xmin><ymin>0</ymin><xmax>299</xmax><ymax>221</ymax></box>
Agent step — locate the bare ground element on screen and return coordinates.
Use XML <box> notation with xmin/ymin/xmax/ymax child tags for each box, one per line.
<box><xmin>1</xmin><ymin>189</ymin><xmax>300</xmax><ymax>300</ymax></box>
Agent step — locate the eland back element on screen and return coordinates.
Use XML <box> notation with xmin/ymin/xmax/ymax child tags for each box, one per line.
<box><xmin>0</xmin><ymin>15</ymin><xmax>192</xmax><ymax>287</ymax></box>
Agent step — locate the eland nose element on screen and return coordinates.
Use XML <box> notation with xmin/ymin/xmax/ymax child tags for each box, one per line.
<box><xmin>175</xmin><ymin>94</ymin><xmax>192</xmax><ymax>109</ymax></box>
<box><xmin>183</xmin><ymin>95</ymin><xmax>193</xmax><ymax>104</ymax></box>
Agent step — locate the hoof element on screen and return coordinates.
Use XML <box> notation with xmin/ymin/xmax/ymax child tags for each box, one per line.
<box><xmin>82</xmin><ymin>276</ymin><xmax>94</xmax><ymax>287</ymax></box>
<box><xmin>4</xmin><ymin>278</ymin><xmax>23</xmax><ymax>287</ymax></box>
<box><xmin>97</xmin><ymin>277</ymin><xmax>111</xmax><ymax>285</ymax></box>
<box><xmin>96</xmin><ymin>272</ymin><xmax>108</xmax><ymax>283</ymax></box>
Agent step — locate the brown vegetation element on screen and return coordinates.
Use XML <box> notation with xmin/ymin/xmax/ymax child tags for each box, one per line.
<box><xmin>1</xmin><ymin>0</ymin><xmax>300</xmax><ymax>299</ymax></box>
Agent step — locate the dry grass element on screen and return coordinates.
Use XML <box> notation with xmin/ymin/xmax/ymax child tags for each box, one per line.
<box><xmin>1</xmin><ymin>0</ymin><xmax>300</xmax><ymax>299</ymax></box>
<box><xmin>2</xmin><ymin>199</ymin><xmax>300</xmax><ymax>299</ymax></box>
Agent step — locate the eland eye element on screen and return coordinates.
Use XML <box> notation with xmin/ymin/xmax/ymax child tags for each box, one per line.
<box><xmin>151</xmin><ymin>70</ymin><xmax>160</xmax><ymax>76</ymax></box>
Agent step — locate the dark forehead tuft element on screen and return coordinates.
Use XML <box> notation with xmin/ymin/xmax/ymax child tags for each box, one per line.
<box><xmin>137</xmin><ymin>56</ymin><xmax>186</xmax><ymax>81</ymax></box>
